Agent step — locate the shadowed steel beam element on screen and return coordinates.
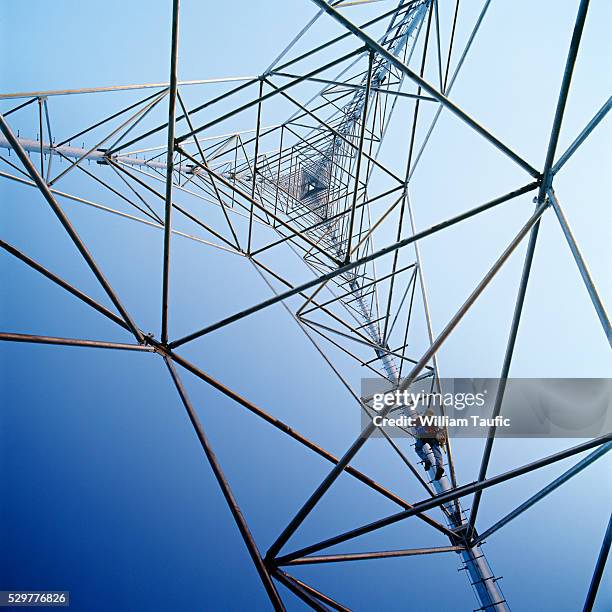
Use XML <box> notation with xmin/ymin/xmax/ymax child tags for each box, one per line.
<box><xmin>37</xmin><ymin>97</ymin><xmax>44</xmax><ymax>177</ymax></box>
<box><xmin>163</xmin><ymin>357</ymin><xmax>285</xmax><ymax>611</ymax></box>
<box><xmin>272</xmin><ymin>571</ymin><xmax>330</xmax><ymax>612</ymax></box>
<box><xmin>169</xmin><ymin>181</ymin><xmax>538</xmax><ymax>349</ymax></box>
<box><xmin>168</xmin><ymin>350</ymin><xmax>456</xmax><ymax>540</ymax></box>
<box><xmin>469</xmin><ymin>0</ymin><xmax>591</xmax><ymax>536</ymax></box>
<box><xmin>467</xmin><ymin>218</ymin><xmax>542</xmax><ymax>536</ymax></box>
<box><xmin>274</xmin><ymin>570</ymin><xmax>349</xmax><ymax>612</ymax></box>
<box><xmin>0</xmin><ymin>239</ymin><xmax>130</xmax><ymax>332</ymax></box>
<box><xmin>552</xmin><ymin>96</ymin><xmax>611</xmax><ymax>175</ymax></box>
<box><xmin>473</xmin><ymin>442</ymin><xmax>612</xmax><ymax>546</ymax></box>
<box><xmin>3</xmin><ymin>96</ymin><xmax>37</xmax><ymax>116</ymax></box>
<box><xmin>583</xmin><ymin>512</ymin><xmax>612</xmax><ymax>612</ymax></box>
<box><xmin>161</xmin><ymin>0</ymin><xmax>181</xmax><ymax>345</ymax></box>
<box><xmin>281</xmin><ymin>545</ymin><xmax>464</xmax><ymax>565</ymax></box>
<box><xmin>266</xmin><ymin>201</ymin><xmax>547</xmax><ymax>562</ymax></box>
<box><xmin>0</xmin><ymin>114</ymin><xmax>143</xmax><ymax>343</ymax></box>
<box><xmin>548</xmin><ymin>189</ymin><xmax>611</xmax><ymax>346</ymax></box>
<box><xmin>0</xmin><ymin>332</ymin><xmax>152</xmax><ymax>352</ymax></box>
<box><xmin>275</xmin><ymin>434</ymin><xmax>612</xmax><ymax>563</ymax></box>
<box><xmin>310</xmin><ymin>0</ymin><xmax>538</xmax><ymax>177</ymax></box>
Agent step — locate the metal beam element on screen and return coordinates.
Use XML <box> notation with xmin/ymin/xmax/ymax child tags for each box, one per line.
<box><xmin>271</xmin><ymin>571</ymin><xmax>329</xmax><ymax>611</ymax></box>
<box><xmin>548</xmin><ymin>189</ymin><xmax>611</xmax><ymax>346</ymax></box>
<box><xmin>161</xmin><ymin>0</ymin><xmax>181</xmax><ymax>345</ymax></box>
<box><xmin>275</xmin><ymin>434</ymin><xmax>612</xmax><ymax>563</ymax></box>
<box><xmin>0</xmin><ymin>239</ymin><xmax>130</xmax><ymax>332</ymax></box>
<box><xmin>552</xmin><ymin>96</ymin><xmax>612</xmax><ymax>175</ymax></box>
<box><xmin>273</xmin><ymin>570</ymin><xmax>350</xmax><ymax>612</ymax></box>
<box><xmin>344</xmin><ymin>50</ymin><xmax>374</xmax><ymax>262</ymax></box>
<box><xmin>280</xmin><ymin>545</ymin><xmax>464</xmax><ymax>565</ymax></box>
<box><xmin>583</xmin><ymin>512</ymin><xmax>612</xmax><ymax>612</ymax></box>
<box><xmin>0</xmin><ymin>332</ymin><xmax>152</xmax><ymax>352</ymax></box>
<box><xmin>538</xmin><ymin>0</ymin><xmax>590</xmax><ymax>200</ymax></box>
<box><xmin>163</xmin><ymin>357</ymin><xmax>285</xmax><ymax>611</ymax></box>
<box><xmin>469</xmin><ymin>0</ymin><xmax>592</xmax><ymax>535</ymax></box>
<box><xmin>0</xmin><ymin>77</ymin><xmax>254</xmax><ymax>99</ymax></box>
<box><xmin>467</xmin><ymin>217</ymin><xmax>542</xmax><ymax>536</ymax></box>
<box><xmin>473</xmin><ymin>442</ymin><xmax>612</xmax><ymax>546</ymax></box>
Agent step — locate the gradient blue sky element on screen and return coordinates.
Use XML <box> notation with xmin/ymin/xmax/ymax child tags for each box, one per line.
<box><xmin>1</xmin><ymin>1</ymin><xmax>611</xmax><ymax>610</ymax></box>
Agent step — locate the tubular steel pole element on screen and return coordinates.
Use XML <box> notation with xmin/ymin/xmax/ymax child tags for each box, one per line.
<box><xmin>474</xmin><ymin>442</ymin><xmax>612</xmax><ymax>546</ymax></box>
<box><xmin>539</xmin><ymin>0</ymin><xmax>590</xmax><ymax>199</ymax></box>
<box><xmin>468</xmin><ymin>219</ymin><xmax>541</xmax><ymax>536</ymax></box>
<box><xmin>0</xmin><ymin>332</ymin><xmax>152</xmax><ymax>352</ymax></box>
<box><xmin>547</xmin><ymin>188</ymin><xmax>611</xmax><ymax>346</ymax></box>
<box><xmin>281</xmin><ymin>545</ymin><xmax>464</xmax><ymax>566</ymax></box>
<box><xmin>274</xmin><ymin>434</ymin><xmax>612</xmax><ymax>564</ymax></box>
<box><xmin>272</xmin><ymin>571</ymin><xmax>337</xmax><ymax>612</ymax></box>
<box><xmin>0</xmin><ymin>239</ymin><xmax>130</xmax><ymax>332</ymax></box>
<box><xmin>583</xmin><ymin>512</ymin><xmax>612</xmax><ymax>612</ymax></box>
<box><xmin>469</xmin><ymin>0</ymin><xmax>591</xmax><ymax>536</ymax></box>
<box><xmin>0</xmin><ymin>77</ymin><xmax>254</xmax><ymax>100</ymax></box>
<box><xmin>280</xmin><ymin>575</ymin><xmax>349</xmax><ymax>612</ymax></box>
<box><xmin>248</xmin><ymin>79</ymin><xmax>264</xmax><ymax>253</ymax></box>
<box><xmin>161</xmin><ymin>0</ymin><xmax>181</xmax><ymax>345</ymax></box>
<box><xmin>163</xmin><ymin>357</ymin><xmax>285</xmax><ymax>611</ymax></box>
<box><xmin>552</xmin><ymin>96</ymin><xmax>611</xmax><ymax>175</ymax></box>
<box><xmin>0</xmin><ymin>114</ymin><xmax>143</xmax><ymax>343</ymax></box>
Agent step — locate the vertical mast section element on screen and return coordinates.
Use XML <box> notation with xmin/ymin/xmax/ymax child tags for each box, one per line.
<box><xmin>278</xmin><ymin>2</ymin><xmax>509</xmax><ymax>608</ymax></box>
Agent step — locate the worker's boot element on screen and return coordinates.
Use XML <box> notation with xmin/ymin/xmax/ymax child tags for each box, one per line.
<box><xmin>423</xmin><ymin>459</ymin><xmax>432</xmax><ymax>471</ymax></box>
<box><xmin>434</xmin><ymin>466</ymin><xmax>445</xmax><ymax>481</ymax></box>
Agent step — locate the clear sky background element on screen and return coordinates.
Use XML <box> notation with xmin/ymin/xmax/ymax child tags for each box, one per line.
<box><xmin>1</xmin><ymin>1</ymin><xmax>611</xmax><ymax>611</ymax></box>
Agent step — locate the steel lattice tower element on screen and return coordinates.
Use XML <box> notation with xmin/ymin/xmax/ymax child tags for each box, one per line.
<box><xmin>1</xmin><ymin>0</ymin><xmax>611</xmax><ymax>610</ymax></box>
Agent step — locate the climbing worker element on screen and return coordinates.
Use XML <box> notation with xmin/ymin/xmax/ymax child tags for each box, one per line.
<box><xmin>413</xmin><ymin>408</ymin><xmax>446</xmax><ymax>481</ymax></box>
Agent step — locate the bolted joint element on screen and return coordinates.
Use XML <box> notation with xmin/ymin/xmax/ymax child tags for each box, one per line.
<box><xmin>142</xmin><ymin>333</ymin><xmax>171</xmax><ymax>357</ymax></box>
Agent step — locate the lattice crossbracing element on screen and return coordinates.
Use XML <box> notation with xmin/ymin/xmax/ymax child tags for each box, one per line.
<box><xmin>1</xmin><ymin>1</ymin><xmax>610</xmax><ymax>610</ymax></box>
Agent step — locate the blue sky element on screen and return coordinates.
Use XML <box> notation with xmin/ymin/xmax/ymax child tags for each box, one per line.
<box><xmin>1</xmin><ymin>1</ymin><xmax>611</xmax><ymax>610</ymax></box>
